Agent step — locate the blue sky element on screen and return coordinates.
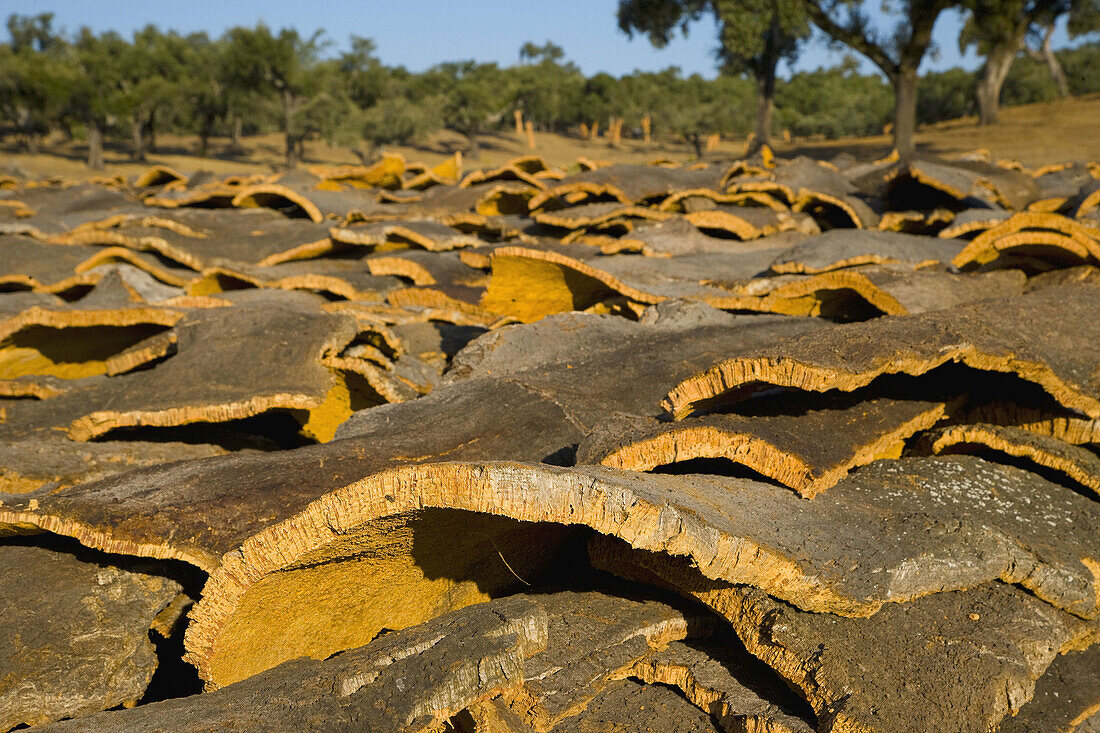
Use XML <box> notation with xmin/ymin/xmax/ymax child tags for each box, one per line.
<box><xmin>4</xmin><ymin>0</ymin><xmax>1088</xmax><ymax>78</ymax></box>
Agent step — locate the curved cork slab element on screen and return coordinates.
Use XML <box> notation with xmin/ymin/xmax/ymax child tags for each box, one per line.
<box><xmin>663</xmin><ymin>285</ymin><xmax>1100</xmax><ymax>419</ymax></box>
<box><xmin>0</xmin><ymin>437</ymin><xmax>227</xmax><ymax>494</ymax></box>
<box><xmin>592</xmin><ymin>540</ymin><xmax>1100</xmax><ymax>733</ymax></box>
<box><xmin>938</xmin><ymin>208</ymin><xmax>1013</xmax><ymax>239</ymax></box>
<box><xmin>0</xmin><ymin>306</ymin><xmax>182</xmax><ymax>383</ymax></box>
<box><xmin>930</xmin><ymin>423</ymin><xmax>1100</xmax><ymax>497</ymax></box>
<box><xmin>133</xmin><ymin>164</ymin><xmax>189</xmax><ymax>188</ymax></box>
<box><xmin>951</xmin><ymin>400</ymin><xmax>1100</xmax><ymax>445</ymax></box>
<box><xmin>184</xmin><ymin>455</ymin><xmax>1100</xmax><ymax>687</ymax></box>
<box><xmin>874</xmin><ymin>157</ymin><xmax>1038</xmax><ymax>210</ymax></box>
<box><xmin>625</xmin><ymin>641</ymin><xmax>816</xmax><ymax>733</ymax></box>
<box><xmin>326</xmin><ymin>220</ymin><xmax>481</xmax><ymax>256</ymax></box>
<box><xmin>999</xmin><ymin>645</ymin><xmax>1100</xmax><ymax>733</ymax></box>
<box><xmin>0</xmin><ymin>544</ymin><xmax>180</xmax><ymax>731</ymax></box>
<box><xmin>491</xmin><ymin>588</ymin><xmax>724</xmax><ymax>731</ymax></box>
<box><xmin>576</xmin><ymin>398</ymin><xmax>946</xmax><ymax>496</ymax></box>
<box><xmin>528</xmin><ymin>164</ymin><xmax>724</xmax><ymax>211</ymax></box>
<box><xmin>39</xmin><ymin>593</ymin><xmax>550</xmax><ymax>732</ymax></box>
<box><xmin>532</xmin><ymin>202</ymin><xmax>674</xmax><ymax>231</ymax></box>
<box><xmin>230</xmin><ymin>184</ymin><xmax>324</xmax><ymax>223</ymax></box>
<box><xmin>547</xmin><ymin>679</ymin><xmax>722</xmax><ymax>733</ymax></box>
<box><xmin>308</xmin><ymin>153</ymin><xmax>406</xmax><ymax>189</ymax></box>
<box><xmin>769</xmin><ymin>229</ymin><xmax>964</xmax><ymax>274</ymax></box>
<box><xmin>706</xmin><ymin>266</ymin><xmax>1024</xmax><ymax>320</ymax></box>
<box><xmin>0</xmin><ymin>377</ymin><xmax>589</xmax><ymax>570</ymax></box>
<box><xmin>62</xmin><ymin>297</ymin><xmax>361</xmax><ymax>442</ymax></box>
<box><xmin>876</xmin><ymin>207</ymin><xmax>955</xmax><ymax>235</ymax></box>
<box><xmin>952</xmin><ymin>211</ymin><xmax>1100</xmax><ymax>269</ymax></box>
<box><xmin>479</xmin><ymin>247</ymin><xmax>663</xmax><ymax>322</ymax></box>
<box><xmin>443</xmin><ymin>304</ymin><xmax>825</xmax><ymax>429</ymax></box>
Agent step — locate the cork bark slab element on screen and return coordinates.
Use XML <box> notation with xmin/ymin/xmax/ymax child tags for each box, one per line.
<box><xmin>952</xmin><ymin>211</ymin><xmax>1100</xmax><ymax>270</ymax></box>
<box><xmin>0</xmin><ymin>295</ymin><xmax>368</xmax><ymax>444</ymax></box>
<box><xmin>768</xmin><ymin>229</ymin><xmax>964</xmax><ymax>274</ymax></box>
<box><xmin>182</xmin><ymin>455</ymin><xmax>1100</xmax><ymax>689</ymax></box>
<box><xmin>591</xmin><ymin>541</ymin><xmax>1100</xmax><ymax>733</ymax></box>
<box><xmin>548</xmin><ymin>679</ymin><xmax>722</xmax><ymax>733</ymax></box>
<box><xmin>502</xmin><ymin>589</ymin><xmax>719</xmax><ymax>731</ymax></box>
<box><xmin>684</xmin><ymin>206</ymin><xmax>815</xmax><ymax>241</ymax></box>
<box><xmin>663</xmin><ymin>284</ymin><xmax>1100</xmax><ymax>419</ymax></box>
<box><xmin>532</xmin><ymin>202</ymin><xmax>674</xmax><ymax>231</ymax></box>
<box><xmin>444</xmin><ymin>303</ymin><xmax>825</xmax><ymax>430</ymax></box>
<box><xmin>876</xmin><ymin>207</ymin><xmax>955</xmax><ymax>235</ymax></box>
<box><xmin>629</xmin><ymin>218</ymin><xmax>807</xmax><ymax>257</ymax></box>
<box><xmin>7</xmin><ymin>184</ymin><xmax>143</xmax><ymax>234</ymax></box>
<box><xmin>71</xmin><ymin>264</ymin><xmax>188</xmax><ymax>306</ymax></box>
<box><xmin>187</xmin><ymin>259</ymin><xmax>404</xmax><ymax>302</ymax></box>
<box><xmin>575</xmin><ymin>397</ymin><xmax>947</xmax><ymax>496</ymax></box>
<box><xmin>479</xmin><ymin>247</ymin><xmax>664</xmax><ymax>322</ymax></box>
<box><xmin>35</xmin><ymin>594</ymin><xmax>551</xmax><ymax>733</ymax></box>
<box><xmin>528</xmin><ymin>164</ymin><xmax>724</xmax><ymax>210</ymax></box>
<box><xmin>0</xmin><ymin>377</ymin><xmax>589</xmax><ymax>570</ymax></box>
<box><xmin>706</xmin><ymin>266</ymin><xmax>1025</xmax><ymax>320</ymax></box>
<box><xmin>328</xmin><ymin>220</ymin><xmax>482</xmax><ymax>254</ymax></box>
<box><xmin>0</xmin><ymin>235</ymin><xmax>120</xmax><ymax>290</ymax></box>
<box><xmin>929</xmin><ymin>422</ymin><xmax>1100</xmax><ymax>497</ymax></box>
<box><xmin>83</xmin><ymin>209</ymin><xmax>337</xmax><ymax>269</ymax></box>
<box><xmin>949</xmin><ymin>399</ymin><xmax>1100</xmax><ymax>445</ymax></box>
<box><xmin>871</xmin><ymin>157</ymin><xmax>1038</xmax><ymax>210</ymax></box>
<box><xmin>0</xmin><ymin>304</ymin><xmax>183</xmax><ymax>386</ymax></box>
<box><xmin>627</xmin><ymin>640</ymin><xmax>816</xmax><ymax>733</ymax></box>
<box><xmin>364</xmin><ymin>250</ymin><xmax>488</xmax><ymax>290</ymax></box>
<box><xmin>0</xmin><ymin>544</ymin><xmax>181</xmax><ymax>731</ymax></box>
<box><xmin>727</xmin><ymin>156</ymin><xmax>878</xmax><ymax>228</ymax></box>
<box><xmin>0</xmin><ymin>436</ymin><xmax>227</xmax><ymax>494</ymax></box>
<box><xmin>999</xmin><ymin>645</ymin><xmax>1100</xmax><ymax>733</ymax></box>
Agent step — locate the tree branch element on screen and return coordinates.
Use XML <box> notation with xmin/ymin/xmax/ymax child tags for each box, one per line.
<box><xmin>805</xmin><ymin>1</ymin><xmax>899</xmax><ymax>77</ymax></box>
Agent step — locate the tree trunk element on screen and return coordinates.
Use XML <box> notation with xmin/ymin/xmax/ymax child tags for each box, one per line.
<box><xmin>147</xmin><ymin>109</ymin><xmax>157</xmax><ymax>154</ymax></box>
<box><xmin>87</xmin><ymin>122</ymin><xmax>105</xmax><ymax>170</ymax></box>
<box><xmin>282</xmin><ymin>88</ymin><xmax>298</xmax><ymax>168</ymax></box>
<box><xmin>976</xmin><ymin>38</ymin><xmax>1020</xmax><ymax>126</ymax></box>
<box><xmin>1042</xmin><ymin>25</ymin><xmax>1070</xmax><ymax>98</ymax></box>
<box><xmin>467</xmin><ymin>131</ymin><xmax>481</xmax><ymax>160</ymax></box>
<box><xmin>688</xmin><ymin>132</ymin><xmax>704</xmax><ymax>159</ymax></box>
<box><xmin>231</xmin><ymin>115</ymin><xmax>243</xmax><ymax>149</ymax></box>
<box><xmin>131</xmin><ymin>118</ymin><xmax>147</xmax><ymax>162</ymax></box>
<box><xmin>750</xmin><ymin>67</ymin><xmax>777</xmax><ymax>154</ymax></box>
<box><xmin>892</xmin><ymin>67</ymin><xmax>919</xmax><ymax>158</ymax></box>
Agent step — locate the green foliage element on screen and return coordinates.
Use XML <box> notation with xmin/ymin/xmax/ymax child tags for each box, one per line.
<box><xmin>775</xmin><ymin>61</ymin><xmax>893</xmax><ymax>136</ymax></box>
<box><xmin>917</xmin><ymin>68</ymin><xmax>977</xmax><ymax>123</ymax></box>
<box><xmin>1060</xmin><ymin>42</ymin><xmax>1100</xmax><ymax>94</ymax></box>
<box><xmin>1001</xmin><ymin>53</ymin><xmax>1059</xmax><ymax>104</ymax></box>
<box><xmin>2</xmin><ymin>12</ymin><xmax>1098</xmax><ymax>167</ymax></box>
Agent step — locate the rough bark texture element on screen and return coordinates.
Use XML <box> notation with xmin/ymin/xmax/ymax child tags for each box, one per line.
<box><xmin>182</xmin><ymin>455</ymin><xmax>1100</xmax><ymax>688</ymax></box>
<box><xmin>0</xmin><ymin>544</ymin><xmax>181</xmax><ymax>731</ymax></box>
<box><xmin>592</xmin><ymin>540</ymin><xmax>1100</xmax><ymax>733</ymax></box>
<box><xmin>575</xmin><ymin>397</ymin><xmax>947</xmax><ymax>496</ymax></box>
<box><xmin>664</xmin><ymin>285</ymin><xmax>1100</xmax><ymax>419</ymax></box>
<box><xmin>35</xmin><ymin>594</ymin><xmax>551</xmax><ymax>733</ymax></box>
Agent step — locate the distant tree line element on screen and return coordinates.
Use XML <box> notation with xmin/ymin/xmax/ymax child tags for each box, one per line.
<box><xmin>0</xmin><ymin>11</ymin><xmax>1097</xmax><ymax>169</ymax></box>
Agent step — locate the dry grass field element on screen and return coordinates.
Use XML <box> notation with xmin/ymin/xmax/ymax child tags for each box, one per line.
<box><xmin>3</xmin><ymin>94</ymin><xmax>1099</xmax><ymax>180</ymax></box>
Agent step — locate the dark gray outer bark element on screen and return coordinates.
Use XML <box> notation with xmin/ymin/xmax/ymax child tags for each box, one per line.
<box><xmin>131</xmin><ymin>117</ymin><xmax>147</xmax><ymax>162</ymax></box>
<box><xmin>592</xmin><ymin>541</ymin><xmax>1100</xmax><ymax>733</ymax></box>
<box><xmin>550</xmin><ymin>680</ymin><xmax>722</xmax><ymax>733</ymax></box>
<box><xmin>34</xmin><ymin>594</ymin><xmax>551</xmax><ymax>733</ymax></box>
<box><xmin>86</xmin><ymin>122</ymin><xmax>105</xmax><ymax>170</ymax></box>
<box><xmin>0</xmin><ymin>544</ymin><xmax>181</xmax><ymax>731</ymax></box>
<box><xmin>893</xmin><ymin>67</ymin><xmax>919</xmax><ymax>157</ymax></box>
